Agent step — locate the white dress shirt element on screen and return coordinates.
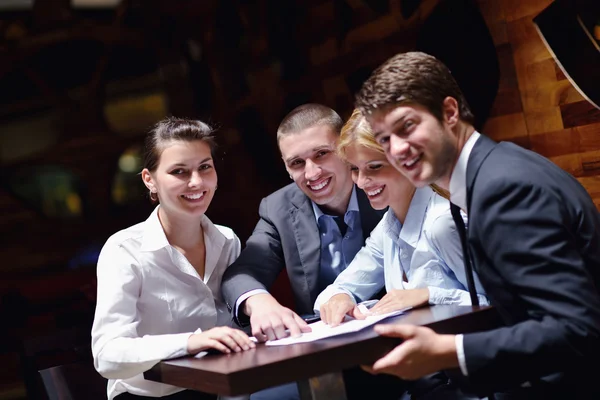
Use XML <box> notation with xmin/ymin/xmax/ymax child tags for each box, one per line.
<box><xmin>91</xmin><ymin>206</ymin><xmax>241</xmax><ymax>400</ymax></box>
<box><xmin>314</xmin><ymin>186</ymin><xmax>488</xmax><ymax>311</ymax></box>
<box><xmin>448</xmin><ymin>130</ymin><xmax>481</xmax><ymax>377</ymax></box>
<box><xmin>449</xmin><ymin>131</ymin><xmax>481</xmax><ymax>211</ymax></box>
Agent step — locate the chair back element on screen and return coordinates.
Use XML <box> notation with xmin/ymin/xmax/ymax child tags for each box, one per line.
<box><xmin>39</xmin><ymin>361</ymin><xmax>107</xmax><ymax>400</ymax></box>
<box><xmin>21</xmin><ymin>325</ymin><xmax>93</xmax><ymax>399</ymax></box>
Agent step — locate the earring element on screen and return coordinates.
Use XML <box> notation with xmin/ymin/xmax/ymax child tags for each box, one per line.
<box><xmin>289</xmin><ymin>174</ymin><xmax>293</xmax><ymax>180</ymax></box>
<box><xmin>149</xmin><ymin>188</ymin><xmax>158</xmax><ymax>202</ymax></box>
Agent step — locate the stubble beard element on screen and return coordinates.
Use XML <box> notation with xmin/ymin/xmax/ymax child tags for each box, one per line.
<box><xmin>431</xmin><ymin>130</ymin><xmax>458</xmax><ymax>188</ymax></box>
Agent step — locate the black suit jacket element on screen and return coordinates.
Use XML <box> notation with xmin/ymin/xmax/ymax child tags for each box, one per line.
<box><xmin>461</xmin><ymin>135</ymin><xmax>600</xmax><ymax>398</ymax></box>
<box><xmin>221</xmin><ymin>183</ymin><xmax>385</xmax><ymax>325</ymax></box>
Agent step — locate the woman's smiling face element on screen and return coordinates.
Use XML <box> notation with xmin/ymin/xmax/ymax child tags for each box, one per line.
<box><xmin>143</xmin><ymin>140</ymin><xmax>217</xmax><ymax>218</ymax></box>
<box><xmin>344</xmin><ymin>143</ymin><xmax>413</xmax><ymax>211</ymax></box>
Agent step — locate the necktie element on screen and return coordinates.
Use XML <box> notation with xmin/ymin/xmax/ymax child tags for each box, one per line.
<box><xmin>333</xmin><ymin>216</ymin><xmax>348</xmax><ymax>236</ymax></box>
<box><xmin>450</xmin><ymin>202</ymin><xmax>479</xmax><ymax>306</ymax></box>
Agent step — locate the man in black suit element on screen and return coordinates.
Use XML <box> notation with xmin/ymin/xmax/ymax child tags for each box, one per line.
<box><xmin>354</xmin><ymin>51</ymin><xmax>600</xmax><ymax>399</ymax></box>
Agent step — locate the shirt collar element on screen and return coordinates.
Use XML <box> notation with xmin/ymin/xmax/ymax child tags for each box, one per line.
<box><xmin>400</xmin><ymin>186</ymin><xmax>433</xmax><ymax>247</ymax></box>
<box><xmin>383</xmin><ymin>209</ymin><xmax>402</xmax><ymax>242</ymax></box>
<box><xmin>140</xmin><ymin>205</ymin><xmax>225</xmax><ymax>253</ymax></box>
<box><xmin>449</xmin><ymin>131</ymin><xmax>481</xmax><ymax>212</ymax></box>
<box><xmin>311</xmin><ymin>185</ymin><xmax>359</xmax><ymax>223</ymax></box>
<box><xmin>384</xmin><ymin>186</ymin><xmax>434</xmax><ymax>248</ymax></box>
<box><xmin>141</xmin><ymin>206</ymin><xmax>170</xmax><ymax>252</ymax></box>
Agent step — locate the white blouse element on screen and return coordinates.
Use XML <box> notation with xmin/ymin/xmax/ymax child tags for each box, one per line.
<box><xmin>91</xmin><ymin>206</ymin><xmax>241</xmax><ymax>400</ymax></box>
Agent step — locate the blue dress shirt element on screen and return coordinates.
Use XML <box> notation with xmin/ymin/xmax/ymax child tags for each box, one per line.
<box><xmin>311</xmin><ymin>186</ymin><xmax>363</xmax><ymax>292</ymax></box>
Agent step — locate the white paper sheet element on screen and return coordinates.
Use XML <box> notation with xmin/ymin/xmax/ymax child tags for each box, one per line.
<box><xmin>263</xmin><ymin>307</ymin><xmax>411</xmax><ymax>346</ymax></box>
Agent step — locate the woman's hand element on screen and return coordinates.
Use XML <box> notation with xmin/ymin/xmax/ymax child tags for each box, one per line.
<box><xmin>369</xmin><ymin>288</ymin><xmax>429</xmax><ymax>315</ymax></box>
<box><xmin>320</xmin><ymin>293</ymin><xmax>366</xmax><ymax>327</ymax></box>
<box><xmin>187</xmin><ymin>326</ymin><xmax>256</xmax><ymax>355</ymax></box>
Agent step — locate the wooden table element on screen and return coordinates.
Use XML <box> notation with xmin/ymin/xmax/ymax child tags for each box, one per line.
<box><xmin>145</xmin><ymin>305</ymin><xmax>500</xmax><ymax>399</ymax></box>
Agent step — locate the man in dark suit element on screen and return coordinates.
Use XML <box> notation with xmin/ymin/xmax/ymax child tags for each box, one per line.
<box><xmin>222</xmin><ymin>104</ymin><xmax>402</xmax><ymax>400</ymax></box>
<box><xmin>222</xmin><ymin>103</ymin><xmax>384</xmax><ymax>339</ymax></box>
<box><xmin>354</xmin><ymin>51</ymin><xmax>600</xmax><ymax>399</ymax></box>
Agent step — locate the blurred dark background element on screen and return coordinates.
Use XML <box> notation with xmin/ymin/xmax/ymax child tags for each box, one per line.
<box><xmin>1</xmin><ymin>0</ymin><xmax>599</xmax><ymax>398</ymax></box>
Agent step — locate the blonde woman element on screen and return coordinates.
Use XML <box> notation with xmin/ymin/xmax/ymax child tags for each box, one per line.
<box><xmin>315</xmin><ymin>109</ymin><xmax>487</xmax><ymax>399</ymax></box>
<box><xmin>315</xmin><ymin>109</ymin><xmax>488</xmax><ymax>325</ymax></box>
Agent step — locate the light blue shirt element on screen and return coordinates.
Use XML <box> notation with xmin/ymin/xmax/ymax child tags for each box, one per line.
<box><xmin>311</xmin><ymin>186</ymin><xmax>363</xmax><ymax>292</ymax></box>
<box><xmin>314</xmin><ymin>186</ymin><xmax>488</xmax><ymax>311</ymax></box>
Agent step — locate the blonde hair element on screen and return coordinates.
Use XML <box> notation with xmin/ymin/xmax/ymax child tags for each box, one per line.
<box><xmin>338</xmin><ymin>108</ymin><xmax>450</xmax><ymax>200</ymax></box>
<box><xmin>338</xmin><ymin>108</ymin><xmax>384</xmax><ymax>161</ymax></box>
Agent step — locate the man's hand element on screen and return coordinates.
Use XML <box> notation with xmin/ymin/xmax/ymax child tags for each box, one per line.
<box><xmin>320</xmin><ymin>293</ymin><xmax>366</xmax><ymax>327</ymax></box>
<box><xmin>244</xmin><ymin>293</ymin><xmax>311</xmax><ymax>342</ymax></box>
<box><xmin>369</xmin><ymin>288</ymin><xmax>429</xmax><ymax>315</ymax></box>
<box><xmin>362</xmin><ymin>324</ymin><xmax>458</xmax><ymax>380</ymax></box>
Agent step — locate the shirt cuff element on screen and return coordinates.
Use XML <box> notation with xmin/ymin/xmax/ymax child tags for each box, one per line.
<box><xmin>234</xmin><ymin>289</ymin><xmax>269</xmax><ymax>319</ymax></box>
<box><xmin>427</xmin><ymin>285</ymin><xmax>442</xmax><ymax>304</ymax></box>
<box><xmin>455</xmin><ymin>334</ymin><xmax>468</xmax><ymax>376</ymax></box>
<box><xmin>166</xmin><ymin>332</ymin><xmax>198</xmax><ymax>359</ymax></box>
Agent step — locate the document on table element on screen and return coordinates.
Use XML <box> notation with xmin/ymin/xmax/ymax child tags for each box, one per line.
<box><xmin>263</xmin><ymin>307</ymin><xmax>411</xmax><ymax>346</ymax></box>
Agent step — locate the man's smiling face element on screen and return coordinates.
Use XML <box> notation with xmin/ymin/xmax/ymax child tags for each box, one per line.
<box><xmin>367</xmin><ymin>102</ymin><xmax>458</xmax><ymax>189</ymax></box>
<box><xmin>279</xmin><ymin>124</ymin><xmax>353</xmax><ymax>215</ymax></box>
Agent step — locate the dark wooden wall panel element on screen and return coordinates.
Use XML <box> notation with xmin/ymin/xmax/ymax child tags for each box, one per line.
<box><xmin>477</xmin><ymin>0</ymin><xmax>600</xmax><ymax>209</ymax></box>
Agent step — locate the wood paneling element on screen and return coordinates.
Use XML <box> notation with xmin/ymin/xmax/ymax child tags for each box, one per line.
<box><xmin>489</xmin><ymin>44</ymin><xmax>522</xmax><ymax>117</ymax></box>
<box><xmin>561</xmin><ymin>101</ymin><xmax>600</xmax><ymax>128</ymax></box>
<box><xmin>501</xmin><ymin>0</ymin><xmax>552</xmax><ymax>22</ymax></box>
<box><xmin>480</xmin><ymin>0</ymin><xmax>600</xmax><ymax>209</ymax></box>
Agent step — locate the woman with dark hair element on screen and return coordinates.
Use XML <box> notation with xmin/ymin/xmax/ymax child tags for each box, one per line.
<box><xmin>92</xmin><ymin>117</ymin><xmax>254</xmax><ymax>400</ymax></box>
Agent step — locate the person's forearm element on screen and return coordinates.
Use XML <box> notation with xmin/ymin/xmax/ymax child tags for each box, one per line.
<box><xmin>236</xmin><ymin>289</ymin><xmax>269</xmax><ymax>319</ymax></box>
<box><xmin>411</xmin><ymin>287</ymin><xmax>430</xmax><ymax>307</ymax></box>
<box><xmin>93</xmin><ymin>332</ymin><xmax>192</xmax><ymax>379</ymax></box>
<box><xmin>435</xmin><ymin>334</ymin><xmax>460</xmax><ymax>370</ymax></box>
<box><xmin>244</xmin><ymin>292</ymin><xmax>277</xmax><ymax>316</ymax></box>
<box><xmin>428</xmin><ymin>286</ymin><xmax>487</xmax><ymax>306</ymax></box>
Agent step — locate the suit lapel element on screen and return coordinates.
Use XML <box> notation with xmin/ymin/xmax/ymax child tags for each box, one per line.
<box><xmin>289</xmin><ymin>187</ymin><xmax>321</xmax><ymax>308</ymax></box>
<box><xmin>466</xmin><ymin>135</ymin><xmax>497</xmax><ymax>212</ymax></box>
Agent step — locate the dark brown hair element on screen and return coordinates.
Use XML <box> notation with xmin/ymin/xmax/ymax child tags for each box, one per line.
<box><xmin>143</xmin><ymin>117</ymin><xmax>217</xmax><ymax>172</ymax></box>
<box><xmin>356</xmin><ymin>52</ymin><xmax>475</xmax><ymax>125</ymax></box>
<box><xmin>277</xmin><ymin>103</ymin><xmax>343</xmax><ymax>142</ymax></box>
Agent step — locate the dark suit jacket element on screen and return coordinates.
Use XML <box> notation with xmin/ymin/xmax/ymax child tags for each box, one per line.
<box><xmin>222</xmin><ymin>183</ymin><xmax>385</xmax><ymax>325</ymax></box>
<box><xmin>462</xmin><ymin>135</ymin><xmax>600</xmax><ymax>398</ymax></box>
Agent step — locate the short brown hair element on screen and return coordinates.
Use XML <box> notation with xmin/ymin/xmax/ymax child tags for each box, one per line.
<box><xmin>277</xmin><ymin>103</ymin><xmax>343</xmax><ymax>142</ymax></box>
<box><xmin>337</xmin><ymin>108</ymin><xmax>383</xmax><ymax>161</ymax></box>
<box><xmin>143</xmin><ymin>117</ymin><xmax>217</xmax><ymax>172</ymax></box>
<box><xmin>356</xmin><ymin>52</ymin><xmax>475</xmax><ymax>124</ymax></box>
